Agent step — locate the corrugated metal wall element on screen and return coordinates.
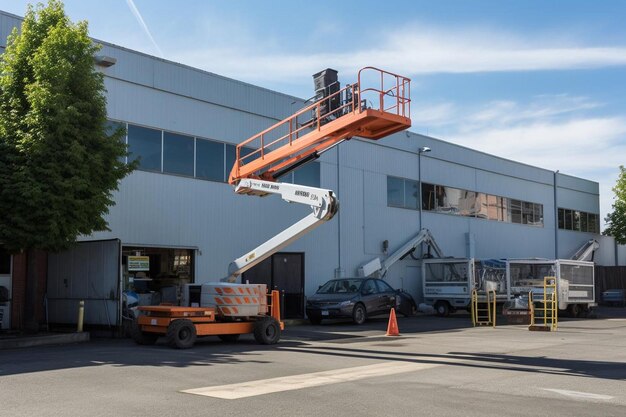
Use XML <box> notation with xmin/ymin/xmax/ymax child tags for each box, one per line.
<box><xmin>1</xmin><ymin>9</ymin><xmax>621</xmax><ymax>306</ymax></box>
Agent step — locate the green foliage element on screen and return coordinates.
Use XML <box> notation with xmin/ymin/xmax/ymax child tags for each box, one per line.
<box><xmin>0</xmin><ymin>0</ymin><xmax>134</xmax><ymax>252</ymax></box>
<box><xmin>604</xmin><ymin>166</ymin><xmax>626</xmax><ymax>244</ymax></box>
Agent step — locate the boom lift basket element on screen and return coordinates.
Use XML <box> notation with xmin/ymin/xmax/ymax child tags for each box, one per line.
<box><xmin>229</xmin><ymin>67</ymin><xmax>411</xmax><ymax>186</ymax></box>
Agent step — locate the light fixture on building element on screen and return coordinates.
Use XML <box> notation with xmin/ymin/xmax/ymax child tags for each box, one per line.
<box><xmin>94</xmin><ymin>55</ymin><xmax>117</xmax><ymax>67</ymax></box>
<box><xmin>418</xmin><ymin>146</ymin><xmax>431</xmax><ymax>154</ymax></box>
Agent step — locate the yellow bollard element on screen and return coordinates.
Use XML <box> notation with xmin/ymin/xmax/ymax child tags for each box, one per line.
<box><xmin>77</xmin><ymin>300</ymin><xmax>85</xmax><ymax>332</ymax></box>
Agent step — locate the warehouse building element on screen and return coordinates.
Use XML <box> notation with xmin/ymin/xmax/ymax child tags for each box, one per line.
<box><xmin>1</xmin><ymin>10</ymin><xmax>625</xmax><ymax>330</ymax></box>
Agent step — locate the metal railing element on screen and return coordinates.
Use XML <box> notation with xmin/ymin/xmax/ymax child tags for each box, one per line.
<box><xmin>230</xmin><ymin>67</ymin><xmax>411</xmax><ymax>182</ymax></box>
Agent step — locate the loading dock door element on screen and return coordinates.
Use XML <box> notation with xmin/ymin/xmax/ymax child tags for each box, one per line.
<box><xmin>47</xmin><ymin>239</ymin><xmax>121</xmax><ymax>326</ymax></box>
<box><xmin>243</xmin><ymin>252</ymin><xmax>304</xmax><ymax>319</ymax></box>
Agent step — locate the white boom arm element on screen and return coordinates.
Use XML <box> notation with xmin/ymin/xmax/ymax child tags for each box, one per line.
<box><xmin>223</xmin><ymin>178</ymin><xmax>338</xmax><ymax>282</ymax></box>
<box><xmin>571</xmin><ymin>239</ymin><xmax>599</xmax><ymax>261</ymax></box>
<box><xmin>358</xmin><ymin>228</ymin><xmax>444</xmax><ymax>278</ymax></box>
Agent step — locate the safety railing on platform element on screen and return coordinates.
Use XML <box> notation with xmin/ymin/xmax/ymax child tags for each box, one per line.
<box><xmin>229</xmin><ymin>67</ymin><xmax>411</xmax><ymax>183</ymax></box>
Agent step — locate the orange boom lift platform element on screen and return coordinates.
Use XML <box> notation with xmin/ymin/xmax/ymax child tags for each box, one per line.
<box><xmin>132</xmin><ymin>67</ymin><xmax>411</xmax><ymax>349</ymax></box>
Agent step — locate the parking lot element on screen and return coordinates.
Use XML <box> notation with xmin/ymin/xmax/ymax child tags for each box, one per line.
<box><xmin>1</xmin><ymin>310</ymin><xmax>626</xmax><ymax>417</ymax></box>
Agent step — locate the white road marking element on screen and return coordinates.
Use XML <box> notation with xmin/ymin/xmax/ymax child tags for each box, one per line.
<box><xmin>182</xmin><ymin>361</ymin><xmax>439</xmax><ymax>399</ymax></box>
<box><xmin>543</xmin><ymin>388</ymin><xmax>614</xmax><ymax>401</ymax></box>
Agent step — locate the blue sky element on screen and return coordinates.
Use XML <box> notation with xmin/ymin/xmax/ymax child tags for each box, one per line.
<box><xmin>4</xmin><ymin>1</ymin><xmax>626</xmax><ymax>228</ymax></box>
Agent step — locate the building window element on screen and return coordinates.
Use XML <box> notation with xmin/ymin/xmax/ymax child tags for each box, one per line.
<box><xmin>564</xmin><ymin>209</ymin><xmax>573</xmax><ymax>230</ymax></box>
<box><xmin>128</xmin><ymin>124</ymin><xmax>162</xmax><ymax>172</ymax></box>
<box><xmin>196</xmin><ymin>139</ymin><xmax>225</xmax><ymax>182</ymax></box>
<box><xmin>419</xmin><ymin>182</ymin><xmax>543</xmax><ymax>227</ymax></box>
<box><xmin>510</xmin><ymin>199</ymin><xmax>522</xmax><ymax>224</ymax></box>
<box><xmin>558</xmin><ymin>208</ymin><xmax>599</xmax><ymax>233</ymax></box>
<box><xmin>163</xmin><ymin>132</ymin><xmax>194</xmax><ymax>176</ymax></box>
<box><xmin>387</xmin><ymin>176</ymin><xmax>405</xmax><ymax>207</ymax></box>
<box><xmin>117</xmin><ymin>121</ymin><xmax>321</xmax><ymax>186</ymax></box>
<box><xmin>387</xmin><ymin>176</ymin><xmax>419</xmax><ymax>210</ymax></box>
<box><xmin>404</xmin><ymin>179</ymin><xmax>419</xmax><ymax>209</ymax></box>
<box><xmin>422</xmin><ymin>183</ymin><xmax>436</xmax><ymax>210</ymax></box>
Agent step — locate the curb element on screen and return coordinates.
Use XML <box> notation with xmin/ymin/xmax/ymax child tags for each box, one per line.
<box><xmin>0</xmin><ymin>332</ymin><xmax>90</xmax><ymax>350</ymax></box>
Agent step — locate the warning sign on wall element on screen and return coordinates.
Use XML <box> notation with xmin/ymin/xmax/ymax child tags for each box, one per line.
<box><xmin>128</xmin><ymin>256</ymin><xmax>150</xmax><ymax>271</ymax></box>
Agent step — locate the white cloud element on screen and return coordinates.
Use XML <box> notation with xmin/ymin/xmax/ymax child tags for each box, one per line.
<box><xmin>169</xmin><ymin>24</ymin><xmax>626</xmax><ymax>85</ymax></box>
<box><xmin>420</xmin><ymin>97</ymin><xmax>626</xmax><ymax>230</ymax></box>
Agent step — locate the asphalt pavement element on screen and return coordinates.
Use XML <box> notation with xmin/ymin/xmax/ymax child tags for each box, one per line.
<box><xmin>1</xmin><ymin>309</ymin><xmax>625</xmax><ymax>417</ymax></box>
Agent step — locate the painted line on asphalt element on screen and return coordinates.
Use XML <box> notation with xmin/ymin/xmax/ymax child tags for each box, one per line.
<box><xmin>181</xmin><ymin>361</ymin><xmax>440</xmax><ymax>399</ymax></box>
<box><xmin>543</xmin><ymin>388</ymin><xmax>614</xmax><ymax>401</ymax></box>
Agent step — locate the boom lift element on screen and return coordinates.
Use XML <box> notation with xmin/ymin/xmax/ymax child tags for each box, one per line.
<box><xmin>358</xmin><ymin>229</ymin><xmax>444</xmax><ymax>278</ymax></box>
<box><xmin>224</xmin><ymin>67</ymin><xmax>412</xmax><ymax>282</ymax></box>
<box><xmin>132</xmin><ymin>67</ymin><xmax>411</xmax><ymax>349</ymax></box>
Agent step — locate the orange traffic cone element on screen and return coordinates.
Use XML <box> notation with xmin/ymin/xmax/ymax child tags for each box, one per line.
<box><xmin>386</xmin><ymin>308</ymin><xmax>400</xmax><ymax>336</ymax></box>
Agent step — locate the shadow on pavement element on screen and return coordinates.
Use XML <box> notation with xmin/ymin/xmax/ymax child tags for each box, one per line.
<box><xmin>276</xmin><ymin>344</ymin><xmax>626</xmax><ymax>381</ymax></box>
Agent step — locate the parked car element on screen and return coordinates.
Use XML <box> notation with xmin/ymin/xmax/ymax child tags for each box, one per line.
<box><xmin>306</xmin><ymin>278</ymin><xmax>417</xmax><ymax>325</ymax></box>
<box><xmin>601</xmin><ymin>289</ymin><xmax>625</xmax><ymax>307</ymax></box>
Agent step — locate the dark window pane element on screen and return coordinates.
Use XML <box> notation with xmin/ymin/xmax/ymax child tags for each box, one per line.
<box><xmin>487</xmin><ymin>194</ymin><xmax>499</xmax><ymax>220</ymax></box>
<box><xmin>564</xmin><ymin>209</ymin><xmax>573</xmax><ymax>230</ymax></box>
<box><xmin>558</xmin><ymin>208</ymin><xmax>564</xmax><ymax>229</ymax></box>
<box><xmin>387</xmin><ymin>176</ymin><xmax>404</xmax><ymax>207</ymax></box>
<box><xmin>522</xmin><ymin>201</ymin><xmax>534</xmax><ymax>225</ymax></box>
<box><xmin>533</xmin><ymin>204</ymin><xmax>543</xmax><ymax>226</ymax></box>
<box><xmin>375</xmin><ymin>280</ymin><xmax>394</xmax><ymax>293</ymax></box>
<box><xmin>128</xmin><ymin>124</ymin><xmax>161</xmax><ymax>171</ymax></box>
<box><xmin>293</xmin><ymin>162</ymin><xmax>320</xmax><ymax>187</ymax></box>
<box><xmin>510</xmin><ymin>199</ymin><xmax>522</xmax><ymax>223</ymax></box>
<box><xmin>196</xmin><ymin>139</ymin><xmax>225</xmax><ymax>181</ymax></box>
<box><xmin>106</xmin><ymin>120</ymin><xmax>126</xmax><ymax>163</ymax></box>
<box><xmin>422</xmin><ymin>183</ymin><xmax>436</xmax><ymax>210</ymax></box>
<box><xmin>439</xmin><ymin>186</ymin><xmax>462</xmax><ymax>215</ymax></box>
<box><xmin>404</xmin><ymin>180</ymin><xmax>419</xmax><ymax>209</ymax></box>
<box><xmin>362</xmin><ymin>280</ymin><xmax>378</xmax><ymax>294</ymax></box>
<box><xmin>588</xmin><ymin>213</ymin><xmax>597</xmax><ymax>233</ymax></box>
<box><xmin>500</xmin><ymin>197</ymin><xmax>509</xmax><ymax>222</ymax></box>
<box><xmin>226</xmin><ymin>145</ymin><xmax>260</xmax><ymax>182</ymax></box>
<box><xmin>573</xmin><ymin>211</ymin><xmax>581</xmax><ymax>231</ymax></box>
<box><xmin>580</xmin><ymin>211</ymin><xmax>588</xmax><ymax>232</ymax></box>
<box><xmin>105</xmin><ymin>120</ymin><xmax>125</xmax><ymax>138</ymax></box>
<box><xmin>163</xmin><ymin>132</ymin><xmax>194</xmax><ymax>176</ymax></box>
<box><xmin>225</xmin><ymin>144</ymin><xmax>236</xmax><ymax>182</ymax></box>
<box><xmin>0</xmin><ymin>248</ymin><xmax>10</xmax><ymax>275</ymax></box>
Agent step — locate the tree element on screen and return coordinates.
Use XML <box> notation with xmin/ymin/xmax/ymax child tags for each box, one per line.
<box><xmin>604</xmin><ymin>166</ymin><xmax>626</xmax><ymax>244</ymax></box>
<box><xmin>0</xmin><ymin>0</ymin><xmax>133</xmax><ymax>252</ymax></box>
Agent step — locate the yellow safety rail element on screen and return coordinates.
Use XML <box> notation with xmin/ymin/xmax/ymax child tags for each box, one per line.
<box><xmin>471</xmin><ymin>289</ymin><xmax>497</xmax><ymax>327</ymax></box>
<box><xmin>529</xmin><ymin>276</ymin><xmax>558</xmax><ymax>331</ymax></box>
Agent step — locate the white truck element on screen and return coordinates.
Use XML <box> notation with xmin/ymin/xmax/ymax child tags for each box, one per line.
<box><xmin>422</xmin><ymin>239</ymin><xmax>599</xmax><ymax>317</ymax></box>
<box><xmin>422</xmin><ymin>258</ymin><xmax>507</xmax><ymax>316</ymax></box>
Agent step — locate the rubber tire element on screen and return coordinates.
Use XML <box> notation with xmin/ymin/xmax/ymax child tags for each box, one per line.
<box><xmin>352</xmin><ymin>303</ymin><xmax>367</xmax><ymax>325</ymax></box>
<box><xmin>309</xmin><ymin>315</ymin><xmax>323</xmax><ymax>325</ymax></box>
<box><xmin>253</xmin><ymin>317</ymin><xmax>281</xmax><ymax>345</ymax></box>
<box><xmin>403</xmin><ymin>303</ymin><xmax>417</xmax><ymax>318</ymax></box>
<box><xmin>578</xmin><ymin>304</ymin><xmax>591</xmax><ymax>319</ymax></box>
<box><xmin>131</xmin><ymin>321</ymin><xmax>159</xmax><ymax>345</ymax></box>
<box><xmin>435</xmin><ymin>301</ymin><xmax>450</xmax><ymax>317</ymax></box>
<box><xmin>218</xmin><ymin>334</ymin><xmax>240</xmax><ymax>343</ymax></box>
<box><xmin>166</xmin><ymin>319</ymin><xmax>197</xmax><ymax>349</ymax></box>
<box><xmin>567</xmin><ymin>304</ymin><xmax>580</xmax><ymax>318</ymax></box>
